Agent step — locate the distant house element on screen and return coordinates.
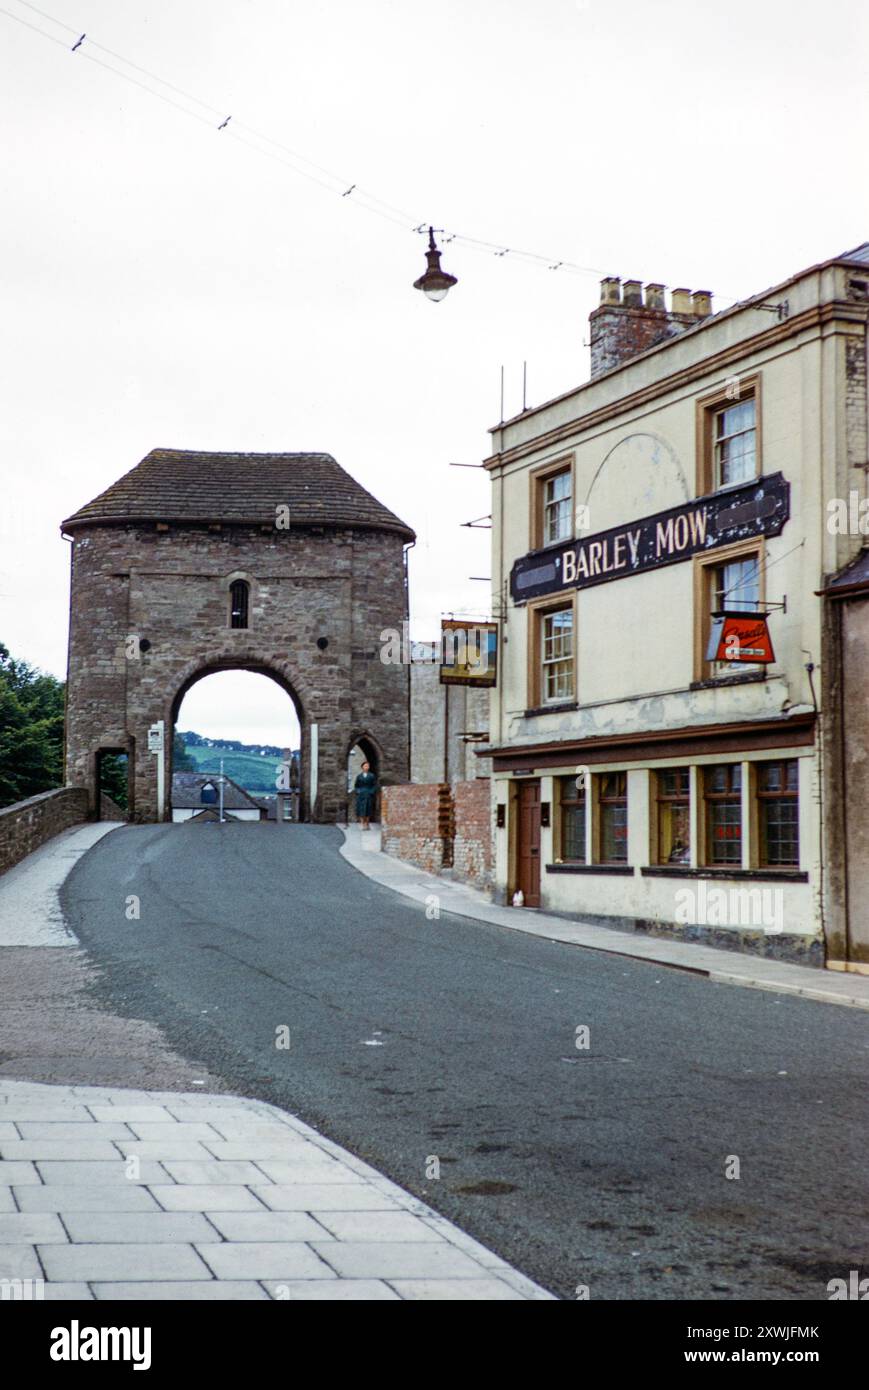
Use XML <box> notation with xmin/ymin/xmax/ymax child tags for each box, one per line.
<box><xmin>171</xmin><ymin>772</ymin><xmax>265</xmax><ymax>823</ymax></box>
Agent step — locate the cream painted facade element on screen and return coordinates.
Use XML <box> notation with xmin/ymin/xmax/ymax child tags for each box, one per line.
<box><xmin>484</xmin><ymin>246</ymin><xmax>869</xmax><ymax>966</ymax></box>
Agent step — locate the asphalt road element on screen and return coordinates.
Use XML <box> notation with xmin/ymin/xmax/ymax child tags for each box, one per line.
<box><xmin>61</xmin><ymin>822</ymin><xmax>869</xmax><ymax>1301</ymax></box>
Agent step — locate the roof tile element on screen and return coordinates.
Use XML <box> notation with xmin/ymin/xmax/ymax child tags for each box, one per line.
<box><xmin>62</xmin><ymin>449</ymin><xmax>414</xmax><ymax>540</ymax></box>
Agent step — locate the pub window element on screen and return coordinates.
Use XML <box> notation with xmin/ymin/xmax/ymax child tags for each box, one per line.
<box><xmin>531</xmin><ymin>458</ymin><xmax>574</xmax><ymax>550</ymax></box>
<box><xmin>694</xmin><ymin>540</ymin><xmax>763</xmax><ymax>681</ymax></box>
<box><xmin>541</xmin><ymin>606</ymin><xmax>575</xmax><ymax>703</ymax></box>
<box><xmin>558</xmin><ymin>775</ymin><xmax>586</xmax><ymax>863</ymax></box>
<box><xmin>655</xmin><ymin>768</ymin><xmax>690</xmax><ymax>864</ymax></box>
<box><xmin>597</xmin><ymin>772</ymin><xmax>628</xmax><ymax>864</ymax></box>
<box><xmin>757</xmin><ymin>760</ymin><xmax>799</xmax><ymax>867</ymax></box>
<box><xmin>230</xmin><ymin>579</ymin><xmax>249</xmax><ymax>629</ymax></box>
<box><xmin>543</xmin><ymin>469</ymin><xmax>572</xmax><ymax>546</ymax></box>
<box><xmin>703</xmin><ymin>764</ymin><xmax>742</xmax><ymax>866</ymax></box>
<box><xmin>696</xmin><ymin>376</ymin><xmax>761</xmax><ymax>495</ymax></box>
<box><xmin>713</xmin><ymin>398</ymin><xmax>756</xmax><ymax>488</ymax></box>
<box><xmin>200</xmin><ymin>781</ymin><xmax>218</xmax><ymax>805</ymax></box>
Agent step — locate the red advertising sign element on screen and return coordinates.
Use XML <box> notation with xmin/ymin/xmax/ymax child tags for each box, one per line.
<box><xmin>706</xmin><ymin>612</ymin><xmax>775</xmax><ymax>664</ymax></box>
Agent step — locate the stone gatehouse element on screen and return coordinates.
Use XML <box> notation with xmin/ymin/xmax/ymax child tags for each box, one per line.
<box><xmin>61</xmin><ymin>448</ymin><xmax>414</xmax><ymax>822</ymax></box>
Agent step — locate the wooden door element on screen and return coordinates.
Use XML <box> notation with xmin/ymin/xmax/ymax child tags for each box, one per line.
<box><xmin>516</xmin><ymin>779</ymin><xmax>542</xmax><ymax>907</ymax></box>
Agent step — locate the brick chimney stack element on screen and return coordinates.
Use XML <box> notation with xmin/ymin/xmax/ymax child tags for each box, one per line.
<box><xmin>589</xmin><ymin>278</ymin><xmax>712</xmax><ymax>379</ymax></box>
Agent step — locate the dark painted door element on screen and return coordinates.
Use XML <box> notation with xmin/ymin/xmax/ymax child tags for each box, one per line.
<box><xmin>517</xmin><ymin>779</ymin><xmax>542</xmax><ymax>907</ymax></box>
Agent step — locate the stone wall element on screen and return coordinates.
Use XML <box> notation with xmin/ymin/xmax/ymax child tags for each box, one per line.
<box><xmin>0</xmin><ymin>788</ymin><xmax>89</xmax><ymax>876</ymax></box>
<box><xmin>410</xmin><ymin>653</ymin><xmax>490</xmax><ymax>784</ymax></box>
<box><xmin>98</xmin><ymin>792</ymin><xmax>127</xmax><ymax>822</ymax></box>
<box><xmin>381</xmin><ymin>779</ymin><xmax>492</xmax><ymax>889</ymax></box>
<box><xmin>65</xmin><ymin>523</ymin><xmax>410</xmax><ymax>823</ymax></box>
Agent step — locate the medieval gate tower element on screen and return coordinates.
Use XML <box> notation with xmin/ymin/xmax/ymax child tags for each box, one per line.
<box><xmin>61</xmin><ymin>448</ymin><xmax>414</xmax><ymax>822</ymax></box>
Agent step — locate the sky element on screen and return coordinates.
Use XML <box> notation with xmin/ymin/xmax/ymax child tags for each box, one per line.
<box><xmin>1</xmin><ymin>0</ymin><xmax>866</xmax><ymax>742</ymax></box>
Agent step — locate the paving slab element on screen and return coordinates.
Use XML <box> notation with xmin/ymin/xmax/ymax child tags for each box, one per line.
<box><xmin>0</xmin><ymin>1078</ymin><xmax>552</xmax><ymax>1300</ymax></box>
<box><xmin>196</xmin><ymin>1241</ymin><xmax>336</xmax><ymax>1281</ymax></box>
<box><xmin>0</xmin><ymin>1212</ymin><xmax>68</xmax><ymax>1243</ymax></box>
<box><xmin>262</xmin><ymin>1278</ymin><xmax>399</xmax><ymax>1300</ymax></box>
<box><xmin>15</xmin><ymin>1185</ymin><xmax>161</xmax><ymax>1213</ymax></box>
<box><xmin>62</xmin><ymin>1212</ymin><xmax>220</xmax><ymax>1244</ymax></box>
<box><xmin>204</xmin><ymin>1211</ymin><xmax>333</xmax><ymax>1243</ymax></box>
<box><xmin>41</xmin><ymin>1242</ymin><xmax>213</xmax><ymax>1283</ymax></box>
<box><xmin>0</xmin><ymin>1244</ymin><xmax>42</xmax><ymax>1279</ymax></box>
<box><xmin>148</xmin><ymin>1185</ymin><xmax>267</xmax><ymax>1213</ymax></box>
<box><xmin>91</xmin><ymin>1281</ymin><xmax>269</xmax><ymax>1301</ymax></box>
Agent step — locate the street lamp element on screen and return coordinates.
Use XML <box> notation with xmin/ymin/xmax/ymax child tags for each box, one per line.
<box><xmin>413</xmin><ymin>226</ymin><xmax>458</xmax><ymax>302</ymax></box>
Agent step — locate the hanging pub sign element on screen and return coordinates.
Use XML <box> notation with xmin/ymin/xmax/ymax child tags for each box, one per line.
<box><xmin>706</xmin><ymin>611</ymin><xmax>775</xmax><ymax>664</ymax></box>
<box><xmin>440</xmin><ymin>620</ymin><xmax>498</xmax><ymax>688</ymax></box>
<box><xmin>510</xmin><ymin>472</ymin><xmax>790</xmax><ymax>602</ymax></box>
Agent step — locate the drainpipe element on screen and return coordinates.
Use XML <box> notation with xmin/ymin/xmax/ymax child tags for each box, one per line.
<box><xmin>404</xmin><ymin>540</ymin><xmax>415</xmax><ymax>783</ymax></box>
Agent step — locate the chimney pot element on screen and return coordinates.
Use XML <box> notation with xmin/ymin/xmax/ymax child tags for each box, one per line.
<box><xmin>692</xmin><ymin>290</ymin><xmax>713</xmax><ymax>318</ymax></box>
<box><xmin>600</xmin><ymin>276</ymin><xmax>621</xmax><ymax>305</ymax></box>
<box><xmin>671</xmin><ymin>287</ymin><xmax>692</xmax><ymax>315</ymax></box>
<box><xmin>645</xmin><ymin>282</ymin><xmax>666</xmax><ymax>311</ymax></box>
<box><xmin>622</xmin><ymin>279</ymin><xmax>643</xmax><ymax>307</ymax></box>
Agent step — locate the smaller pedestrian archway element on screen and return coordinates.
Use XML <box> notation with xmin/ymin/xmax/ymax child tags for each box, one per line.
<box><xmin>347</xmin><ymin>733</ymin><xmax>381</xmax><ymax>823</ymax></box>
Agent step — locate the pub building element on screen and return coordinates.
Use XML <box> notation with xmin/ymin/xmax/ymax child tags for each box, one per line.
<box><xmin>483</xmin><ymin>244</ymin><xmax>869</xmax><ymax>969</ymax></box>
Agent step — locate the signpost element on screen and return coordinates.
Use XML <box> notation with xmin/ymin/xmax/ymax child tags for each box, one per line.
<box><xmin>148</xmin><ymin>721</ymin><xmax>165</xmax><ymax>822</ymax></box>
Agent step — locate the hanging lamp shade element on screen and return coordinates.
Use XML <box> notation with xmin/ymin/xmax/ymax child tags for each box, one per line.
<box><xmin>413</xmin><ymin>226</ymin><xmax>458</xmax><ymax>302</ymax></box>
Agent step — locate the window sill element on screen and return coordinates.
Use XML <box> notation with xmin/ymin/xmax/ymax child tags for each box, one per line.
<box><xmin>690</xmin><ymin>671</ymin><xmax>767</xmax><ymax>691</ymax></box>
<box><xmin>547</xmin><ymin>863</ymin><xmax>634</xmax><ymax>876</ymax></box>
<box><xmin>524</xmin><ymin>701</ymin><xmax>579</xmax><ymax>718</ymax></box>
<box><xmin>641</xmin><ymin>866</ymin><xmax>808</xmax><ymax>882</ymax></box>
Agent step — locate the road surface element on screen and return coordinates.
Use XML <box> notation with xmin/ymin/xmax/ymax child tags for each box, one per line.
<box><xmin>61</xmin><ymin>822</ymin><xmax>869</xmax><ymax>1300</ymax></box>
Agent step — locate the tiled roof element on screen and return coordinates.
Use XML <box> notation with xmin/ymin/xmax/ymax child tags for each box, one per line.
<box><xmin>840</xmin><ymin>242</ymin><xmax>869</xmax><ymax>265</ymax></box>
<box><xmin>171</xmin><ymin>771</ymin><xmax>263</xmax><ymax>810</ymax></box>
<box><xmin>62</xmin><ymin>448</ymin><xmax>414</xmax><ymax>540</ymax></box>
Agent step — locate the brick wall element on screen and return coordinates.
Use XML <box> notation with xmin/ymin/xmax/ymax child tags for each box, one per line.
<box><xmin>381</xmin><ymin>783</ymin><xmax>449</xmax><ymax>875</ymax></box>
<box><xmin>452</xmin><ymin>779</ymin><xmax>492</xmax><ymax>888</ymax></box>
<box><xmin>0</xmin><ymin>788</ymin><xmax>90</xmax><ymax>876</ymax></box>
<box><xmin>381</xmin><ymin>779</ymin><xmax>492</xmax><ymax>889</ymax></box>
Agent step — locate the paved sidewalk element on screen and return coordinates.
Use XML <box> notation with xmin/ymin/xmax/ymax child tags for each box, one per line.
<box><xmin>0</xmin><ymin>1079</ymin><xmax>552</xmax><ymax>1301</ymax></box>
<box><xmin>340</xmin><ymin>825</ymin><xmax>869</xmax><ymax>1012</ymax></box>
<box><xmin>0</xmin><ymin>823</ymin><xmax>120</xmax><ymax>947</ymax></box>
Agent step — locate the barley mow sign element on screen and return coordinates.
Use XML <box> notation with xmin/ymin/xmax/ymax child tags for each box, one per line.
<box><xmin>511</xmin><ymin>472</ymin><xmax>790</xmax><ymax>602</ymax></box>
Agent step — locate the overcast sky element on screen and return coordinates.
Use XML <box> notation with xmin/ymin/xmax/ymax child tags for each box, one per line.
<box><xmin>1</xmin><ymin>0</ymin><xmax>866</xmax><ymax>743</ymax></box>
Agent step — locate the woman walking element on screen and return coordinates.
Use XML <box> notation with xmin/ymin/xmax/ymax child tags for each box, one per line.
<box><xmin>354</xmin><ymin>760</ymin><xmax>378</xmax><ymax>831</ymax></box>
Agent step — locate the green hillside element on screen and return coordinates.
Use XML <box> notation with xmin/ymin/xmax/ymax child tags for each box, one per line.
<box><xmin>180</xmin><ymin>743</ymin><xmax>282</xmax><ymax>793</ymax></box>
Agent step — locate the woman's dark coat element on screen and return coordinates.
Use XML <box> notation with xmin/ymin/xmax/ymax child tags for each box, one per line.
<box><xmin>354</xmin><ymin>770</ymin><xmax>378</xmax><ymax>818</ymax></box>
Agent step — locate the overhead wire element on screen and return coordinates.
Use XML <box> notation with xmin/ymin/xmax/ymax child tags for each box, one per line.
<box><xmin>3</xmin><ymin>0</ymin><xmax>767</xmax><ymax>306</ymax></box>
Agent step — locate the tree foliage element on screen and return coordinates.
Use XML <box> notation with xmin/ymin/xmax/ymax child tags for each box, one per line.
<box><xmin>172</xmin><ymin>732</ymin><xmax>195</xmax><ymax>772</ymax></box>
<box><xmin>0</xmin><ymin>642</ymin><xmax>65</xmax><ymax>808</ymax></box>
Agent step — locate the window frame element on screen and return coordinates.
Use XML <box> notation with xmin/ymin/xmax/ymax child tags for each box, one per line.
<box><xmin>529</xmin><ymin>455</ymin><xmax>575</xmax><ymax>551</ymax></box>
<box><xmin>695</xmin><ymin>373</ymin><xmax>762</xmax><ymax>497</ymax></box>
<box><xmin>594</xmin><ymin>770</ymin><xmax>628</xmax><ymax>865</ymax></box>
<box><xmin>228</xmin><ymin>577</ymin><xmax>250</xmax><ymax>630</ymax></box>
<box><xmin>652</xmin><ymin>767</ymin><xmax>691</xmax><ymax>865</ymax></box>
<box><xmin>692</xmin><ymin>536</ymin><xmax>765</xmax><ymax>683</ymax></box>
<box><xmin>701</xmin><ymin>762</ymin><xmax>743</xmax><ymax>868</ymax></box>
<box><xmin>755</xmin><ymin>758</ymin><xmax>800</xmax><ymax>868</ymax></box>
<box><xmin>556</xmin><ymin>773</ymin><xmax>587</xmax><ymax>864</ymax></box>
<box><xmin>527</xmin><ymin>592</ymin><xmax>577</xmax><ymax>709</ymax></box>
